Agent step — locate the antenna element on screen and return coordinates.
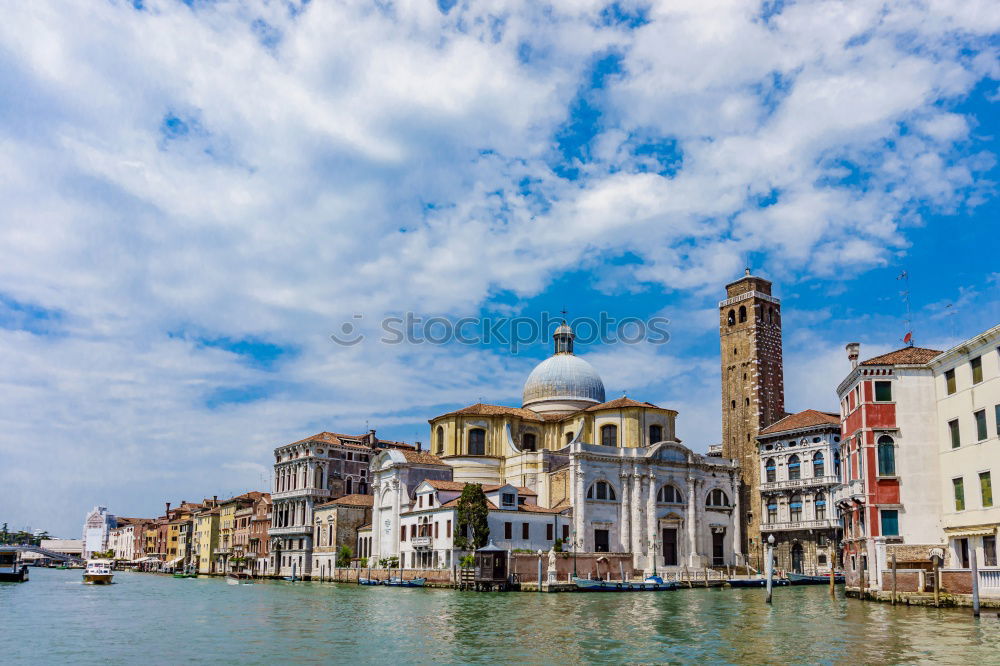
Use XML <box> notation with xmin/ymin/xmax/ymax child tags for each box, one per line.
<box><xmin>897</xmin><ymin>270</ymin><xmax>913</xmax><ymax>346</ymax></box>
<box><xmin>560</xmin><ymin>306</ymin><xmax>568</xmax><ymax>322</ymax></box>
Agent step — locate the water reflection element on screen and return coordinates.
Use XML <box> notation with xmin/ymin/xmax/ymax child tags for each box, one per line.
<box><xmin>3</xmin><ymin>569</ymin><xmax>999</xmax><ymax>665</ymax></box>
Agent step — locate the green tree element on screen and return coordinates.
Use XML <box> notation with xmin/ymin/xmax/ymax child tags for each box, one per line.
<box><xmin>454</xmin><ymin>483</ymin><xmax>490</xmax><ymax>550</ymax></box>
<box><xmin>336</xmin><ymin>545</ymin><xmax>353</xmax><ymax>568</ymax></box>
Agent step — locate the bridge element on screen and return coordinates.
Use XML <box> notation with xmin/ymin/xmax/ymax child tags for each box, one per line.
<box><xmin>0</xmin><ymin>545</ymin><xmax>85</xmax><ymax>564</ymax></box>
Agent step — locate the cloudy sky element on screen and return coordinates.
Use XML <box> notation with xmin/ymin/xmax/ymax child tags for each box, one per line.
<box><xmin>2</xmin><ymin>0</ymin><xmax>998</xmax><ymax>535</ymax></box>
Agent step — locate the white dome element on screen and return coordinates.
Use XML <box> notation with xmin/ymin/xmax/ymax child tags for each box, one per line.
<box><xmin>522</xmin><ymin>354</ymin><xmax>605</xmax><ymax>409</ymax></box>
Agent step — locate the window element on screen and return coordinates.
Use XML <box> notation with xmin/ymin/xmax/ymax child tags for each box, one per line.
<box><xmin>600</xmin><ymin>424</ymin><xmax>618</xmax><ymax>447</ymax></box>
<box><xmin>813</xmin><ymin>452</ymin><xmax>825</xmax><ymax>478</ymax></box>
<box><xmin>501</xmin><ymin>493</ymin><xmax>515</xmax><ymax>507</ymax></box>
<box><xmin>788</xmin><ymin>454</ymin><xmax>801</xmax><ymax>480</ymax></box>
<box><xmin>546</xmin><ymin>524</ymin><xmax>553</xmax><ymax>540</ymax></box>
<box><xmin>738</xmin><ymin>305</ymin><xmax>747</xmax><ymax>323</ymax></box>
<box><xmin>815</xmin><ymin>493</ymin><xmax>826</xmax><ymax>520</ymax></box>
<box><xmin>877</xmin><ymin>435</ymin><xmax>895</xmax><ymax>476</ymax></box>
<box><xmin>504</xmin><ymin>522</ymin><xmax>512</xmax><ymax>539</ymax></box>
<box><xmin>434</xmin><ymin>522</ymin><xmax>439</xmax><ymax>538</ymax></box>
<box><xmin>521</xmin><ymin>433</ymin><xmax>537</xmax><ymax>452</ymax></box>
<box><xmin>765</xmin><ymin>458</ymin><xmax>776</xmax><ymax>483</ymax></box>
<box><xmin>657</xmin><ymin>485</ymin><xmax>683</xmax><ymax>503</ymax></box>
<box><xmin>881</xmin><ymin>510</ymin><xmax>899</xmax><ymax>536</ymax></box>
<box><xmin>727</xmin><ymin>309</ymin><xmax>735</xmax><ymax>326</ymax></box>
<box><xmin>985</xmin><ymin>536</ymin><xmax>998</xmax><ymax>567</ymax></box>
<box><xmin>997</xmin><ymin>405</ymin><xmax>1000</xmax><ymax>437</ymax></box>
<box><xmin>468</xmin><ymin>428</ymin><xmax>486</xmax><ymax>456</ymax></box>
<box><xmin>971</xmin><ymin>356</ymin><xmax>983</xmax><ymax>384</ymax></box>
<box><xmin>767</xmin><ymin>501</ymin><xmax>777</xmax><ymax>523</ymax></box>
<box><xmin>975</xmin><ymin>410</ymin><xmax>987</xmax><ymax>441</ymax></box>
<box><xmin>446</xmin><ymin>520</ymin><xmax>452</xmax><ymax>538</ymax></box>
<box><xmin>789</xmin><ymin>494</ymin><xmax>802</xmax><ymax>522</ymax></box>
<box><xmin>562</xmin><ymin>524</ymin><xmax>569</xmax><ymax>540</ymax></box>
<box><xmin>410</xmin><ymin>524</ymin><xmax>417</xmax><ymax>538</ymax></box>
<box><xmin>435</xmin><ymin>426</ymin><xmax>444</xmax><ymax>454</ymax></box>
<box><xmin>945</xmin><ymin>369</ymin><xmax>956</xmax><ymax>395</ymax></box>
<box><xmin>649</xmin><ymin>424</ymin><xmax>663</xmax><ymax>444</ymax></box>
<box><xmin>834</xmin><ymin>450</ymin><xmax>842</xmax><ymax>479</ymax></box>
<box><xmin>874</xmin><ymin>381</ymin><xmax>892</xmax><ymax>402</ymax></box>
<box><xmin>565</xmin><ymin>431</ymin><xmax>574</xmax><ymax>444</ymax></box>
<box><xmin>949</xmin><ymin>419</ymin><xmax>961</xmax><ymax>449</ymax></box>
<box><xmin>954</xmin><ymin>477</ymin><xmax>965</xmax><ymax>511</ymax></box>
<box><xmin>981</xmin><ymin>472</ymin><xmax>993</xmax><ymax>508</ymax></box>
<box><xmin>522</xmin><ymin>523</ymin><xmax>529</xmax><ymax>539</ymax></box>
<box><xmin>706</xmin><ymin>489</ymin><xmax>730</xmax><ymax>508</ymax></box>
<box><xmin>400</xmin><ymin>526</ymin><xmax>406</xmax><ymax>542</ymax></box>
<box><xmin>587</xmin><ymin>481</ymin><xmax>617</xmax><ymax>501</ymax></box>
<box><xmin>818</xmin><ymin>533</ymin><xmax>827</xmax><ymax>547</ymax></box>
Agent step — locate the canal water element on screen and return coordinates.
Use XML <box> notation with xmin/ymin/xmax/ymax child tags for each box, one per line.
<box><xmin>5</xmin><ymin>568</ymin><xmax>999</xmax><ymax>664</ymax></box>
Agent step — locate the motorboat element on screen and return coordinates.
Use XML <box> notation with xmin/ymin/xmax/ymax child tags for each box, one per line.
<box><xmin>83</xmin><ymin>559</ymin><xmax>114</xmax><ymax>584</ymax></box>
<box><xmin>573</xmin><ymin>575</ymin><xmax>679</xmax><ymax>591</ymax></box>
<box><xmin>787</xmin><ymin>572</ymin><xmax>845</xmax><ymax>585</ymax></box>
<box><xmin>383</xmin><ymin>576</ymin><xmax>426</xmax><ymax>587</ymax></box>
<box><xmin>726</xmin><ymin>577</ymin><xmax>789</xmax><ymax>588</ymax></box>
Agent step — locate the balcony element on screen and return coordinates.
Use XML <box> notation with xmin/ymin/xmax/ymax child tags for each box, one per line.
<box><xmin>271</xmin><ymin>487</ymin><xmax>331</xmax><ymax>501</ymax></box>
<box><xmin>832</xmin><ymin>479</ymin><xmax>865</xmax><ymax>505</ymax></box>
<box><xmin>761</xmin><ymin>519</ymin><xmax>841</xmax><ymax>532</ymax></box>
<box><xmin>759</xmin><ymin>475</ymin><xmax>840</xmax><ymax>493</ymax></box>
<box><xmin>268</xmin><ymin>526</ymin><xmax>310</xmax><ymax>537</ymax></box>
<box><xmin>411</xmin><ymin>536</ymin><xmax>433</xmax><ymax>549</ymax></box>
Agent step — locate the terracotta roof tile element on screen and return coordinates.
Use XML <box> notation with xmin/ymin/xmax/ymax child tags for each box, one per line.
<box><xmin>585</xmin><ymin>396</ymin><xmax>663</xmax><ymax>411</ymax></box>
<box><xmin>759</xmin><ymin>409</ymin><xmax>840</xmax><ymax>435</ymax></box>
<box><xmin>435</xmin><ymin>403</ymin><xmax>545</xmax><ymax>422</ymax></box>
<box><xmin>440</xmin><ymin>497</ymin><xmax>499</xmax><ymax>510</ymax></box>
<box><xmin>516</xmin><ymin>504</ymin><xmax>565</xmax><ymax>514</ymax></box>
<box><xmin>358</xmin><ymin>524</ymin><xmax>372</xmax><ymax>531</ymax></box>
<box><xmin>859</xmin><ymin>347</ymin><xmax>942</xmax><ymax>366</ymax></box>
<box><xmin>425</xmin><ymin>480</ymin><xmax>470</xmax><ymax>491</ymax></box>
<box><xmin>315</xmin><ymin>494</ymin><xmax>374</xmax><ymax>509</ymax></box>
<box><xmin>399</xmin><ymin>449</ymin><xmax>447</xmax><ymax>465</ymax></box>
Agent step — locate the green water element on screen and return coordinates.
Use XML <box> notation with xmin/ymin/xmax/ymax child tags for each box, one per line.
<box><xmin>5</xmin><ymin>568</ymin><xmax>999</xmax><ymax>664</ymax></box>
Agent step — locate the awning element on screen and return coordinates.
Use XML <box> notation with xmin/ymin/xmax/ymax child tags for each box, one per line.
<box><xmin>166</xmin><ymin>556</ymin><xmax>184</xmax><ymax>566</ymax></box>
<box><xmin>944</xmin><ymin>525</ymin><xmax>997</xmax><ymax>538</ymax></box>
<box><xmin>132</xmin><ymin>556</ymin><xmax>161</xmax><ymax>563</ymax></box>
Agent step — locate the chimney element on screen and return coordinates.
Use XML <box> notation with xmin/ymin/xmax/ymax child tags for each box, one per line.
<box><xmin>213</xmin><ymin>495</ymin><xmax>218</xmax><ymax>507</ymax></box>
<box><xmin>846</xmin><ymin>342</ymin><xmax>860</xmax><ymax>369</ymax></box>
<box><xmin>416</xmin><ymin>441</ymin><xmax>422</xmax><ymax>452</ymax></box>
<box><xmin>165</xmin><ymin>502</ymin><xmax>171</xmax><ymax>516</ymax></box>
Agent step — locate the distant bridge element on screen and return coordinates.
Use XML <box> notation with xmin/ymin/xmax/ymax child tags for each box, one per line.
<box><xmin>0</xmin><ymin>545</ymin><xmax>85</xmax><ymax>564</ymax></box>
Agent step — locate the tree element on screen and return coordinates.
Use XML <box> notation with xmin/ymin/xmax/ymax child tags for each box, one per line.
<box><xmin>454</xmin><ymin>483</ymin><xmax>490</xmax><ymax>551</ymax></box>
<box><xmin>336</xmin><ymin>545</ymin><xmax>353</xmax><ymax>568</ymax></box>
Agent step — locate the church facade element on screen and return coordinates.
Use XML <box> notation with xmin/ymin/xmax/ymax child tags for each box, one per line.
<box><xmin>407</xmin><ymin>322</ymin><xmax>743</xmax><ymax>572</ymax></box>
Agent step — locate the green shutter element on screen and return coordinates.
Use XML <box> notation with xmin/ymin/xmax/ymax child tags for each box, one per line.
<box><xmin>981</xmin><ymin>472</ymin><xmax>993</xmax><ymax>509</ymax></box>
<box><xmin>954</xmin><ymin>478</ymin><xmax>965</xmax><ymax>511</ymax></box>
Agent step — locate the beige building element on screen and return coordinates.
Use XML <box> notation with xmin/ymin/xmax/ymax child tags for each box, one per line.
<box><xmin>311</xmin><ymin>494</ymin><xmax>374</xmax><ymax>576</ymax></box>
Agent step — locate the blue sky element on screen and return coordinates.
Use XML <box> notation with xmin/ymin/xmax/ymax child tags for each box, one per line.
<box><xmin>1</xmin><ymin>0</ymin><xmax>998</xmax><ymax>535</ymax></box>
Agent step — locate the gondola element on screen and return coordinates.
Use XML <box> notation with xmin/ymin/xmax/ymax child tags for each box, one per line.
<box><xmin>573</xmin><ymin>575</ymin><xmax>679</xmax><ymax>592</ymax></box>
<box><xmin>786</xmin><ymin>572</ymin><xmax>845</xmax><ymax>585</ymax></box>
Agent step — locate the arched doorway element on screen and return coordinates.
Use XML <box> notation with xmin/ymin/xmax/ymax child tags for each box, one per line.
<box><xmin>791</xmin><ymin>543</ymin><xmax>804</xmax><ymax>574</ymax></box>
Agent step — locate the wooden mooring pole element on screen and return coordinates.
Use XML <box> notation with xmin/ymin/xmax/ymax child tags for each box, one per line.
<box><xmin>933</xmin><ymin>556</ymin><xmax>940</xmax><ymax>608</ymax></box>
<box><xmin>829</xmin><ymin>566</ymin><xmax>835</xmax><ymax>597</ymax></box>
<box><xmin>891</xmin><ymin>554</ymin><xmax>897</xmax><ymax>606</ymax></box>
<box><xmin>971</xmin><ymin>548</ymin><xmax>981</xmax><ymax>619</ymax></box>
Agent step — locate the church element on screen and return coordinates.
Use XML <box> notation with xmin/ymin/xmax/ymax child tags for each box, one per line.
<box><xmin>393</xmin><ymin>321</ymin><xmax>744</xmax><ymax>572</ymax></box>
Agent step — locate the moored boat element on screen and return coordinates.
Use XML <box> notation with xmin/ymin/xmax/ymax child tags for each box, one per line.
<box><xmin>83</xmin><ymin>559</ymin><xmax>114</xmax><ymax>584</ymax></box>
<box><xmin>383</xmin><ymin>576</ymin><xmax>426</xmax><ymax>587</ymax></box>
<box><xmin>787</xmin><ymin>572</ymin><xmax>845</xmax><ymax>585</ymax></box>
<box><xmin>573</xmin><ymin>576</ymin><xmax>679</xmax><ymax>592</ymax></box>
<box><xmin>727</xmin><ymin>577</ymin><xmax>789</xmax><ymax>588</ymax></box>
<box><xmin>0</xmin><ymin>549</ymin><xmax>29</xmax><ymax>582</ymax></box>
<box><xmin>358</xmin><ymin>577</ymin><xmax>380</xmax><ymax>585</ymax></box>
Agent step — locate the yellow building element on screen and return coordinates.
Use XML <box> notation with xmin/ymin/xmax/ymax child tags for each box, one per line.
<box><xmin>216</xmin><ymin>492</ymin><xmax>264</xmax><ymax>574</ymax></box>
<box><xmin>428</xmin><ymin>323</ymin><xmax>677</xmax><ymax>508</ymax></box>
<box><xmin>194</xmin><ymin>508</ymin><xmax>220</xmax><ymax>574</ymax></box>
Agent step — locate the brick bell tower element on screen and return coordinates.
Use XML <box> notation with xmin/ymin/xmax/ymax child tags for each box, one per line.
<box><xmin>720</xmin><ymin>269</ymin><xmax>785</xmax><ymax>568</ymax></box>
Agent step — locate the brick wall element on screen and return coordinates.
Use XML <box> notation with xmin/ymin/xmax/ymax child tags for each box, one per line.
<box><xmin>511</xmin><ymin>552</ymin><xmax>635</xmax><ymax>582</ymax></box>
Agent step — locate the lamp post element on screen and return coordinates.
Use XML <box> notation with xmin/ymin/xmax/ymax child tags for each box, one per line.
<box><xmin>765</xmin><ymin>534</ymin><xmax>775</xmax><ymax>604</ymax></box>
<box><xmin>653</xmin><ymin>537</ymin><xmax>661</xmax><ymax>577</ymax></box>
<box><xmin>537</xmin><ymin>549</ymin><xmax>544</xmax><ymax>593</ymax></box>
<box><xmin>572</xmin><ymin>530</ymin><xmax>578</xmax><ymax>579</ymax></box>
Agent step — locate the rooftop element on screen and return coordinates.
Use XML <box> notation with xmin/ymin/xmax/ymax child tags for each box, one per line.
<box><xmin>760</xmin><ymin>409</ymin><xmax>840</xmax><ymax>435</ymax></box>
<box><xmin>436</xmin><ymin>403</ymin><xmax>545</xmax><ymax>422</ymax></box>
<box><xmin>859</xmin><ymin>346</ymin><xmax>942</xmax><ymax>366</ymax></box>
<box><xmin>585</xmin><ymin>396</ymin><xmax>663</xmax><ymax>411</ymax></box>
<box><xmin>315</xmin><ymin>494</ymin><xmax>375</xmax><ymax>509</ymax></box>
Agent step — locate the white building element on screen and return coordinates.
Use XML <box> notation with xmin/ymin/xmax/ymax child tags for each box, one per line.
<box><xmin>82</xmin><ymin>506</ymin><xmax>116</xmax><ymax>559</ymax></box>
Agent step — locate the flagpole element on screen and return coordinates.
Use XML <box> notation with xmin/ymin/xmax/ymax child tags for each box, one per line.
<box><xmin>897</xmin><ymin>270</ymin><xmax>913</xmax><ymax>346</ymax></box>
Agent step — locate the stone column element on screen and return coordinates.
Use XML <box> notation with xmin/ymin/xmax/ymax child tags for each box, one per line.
<box><xmin>686</xmin><ymin>475</ymin><xmax>699</xmax><ymax>567</ymax></box>
<box><xmin>573</xmin><ymin>459</ymin><xmax>586</xmax><ymax>551</ymax></box>
<box><xmin>646</xmin><ymin>471</ymin><xmax>657</xmax><ymax>572</ymax></box>
<box><xmin>392</xmin><ymin>477</ymin><xmax>402</xmax><ymax>559</ymax></box>
<box><xmin>371</xmin><ymin>481</ymin><xmax>381</xmax><ymax>560</ymax></box>
<box><xmin>732</xmin><ymin>473</ymin><xmax>743</xmax><ymax>564</ymax></box>
<box><xmin>631</xmin><ymin>473</ymin><xmax>643</xmax><ymax>557</ymax></box>
<box><xmin>619</xmin><ymin>470</ymin><xmax>631</xmax><ymax>552</ymax></box>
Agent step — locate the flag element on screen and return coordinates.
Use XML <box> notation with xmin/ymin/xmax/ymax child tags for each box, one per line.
<box><xmin>903</xmin><ymin>332</ymin><xmax>912</xmax><ymax>344</ymax></box>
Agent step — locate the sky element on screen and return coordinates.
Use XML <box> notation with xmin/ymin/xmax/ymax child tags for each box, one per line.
<box><xmin>1</xmin><ymin>0</ymin><xmax>999</xmax><ymax>536</ymax></box>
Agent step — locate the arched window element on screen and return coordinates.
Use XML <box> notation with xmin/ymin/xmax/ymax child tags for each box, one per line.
<box><xmin>766</xmin><ymin>499</ymin><xmax>777</xmax><ymax>523</ymax></box>
<box><xmin>346</xmin><ymin>478</ymin><xmax>353</xmax><ymax>494</ymax></box>
<box><xmin>815</xmin><ymin>492</ymin><xmax>826</xmax><ymax>520</ymax></box>
<box><xmin>586</xmin><ymin>480</ymin><xmax>617</xmax><ymax>501</ymax></box>
<box><xmin>565</xmin><ymin>431</ymin><xmax>574</xmax><ymax>445</ymax></box>
<box><xmin>790</xmin><ymin>493</ymin><xmax>803</xmax><ymax>521</ymax></box>
<box><xmin>649</xmin><ymin>424</ymin><xmax>663</xmax><ymax>444</ymax></box>
<box><xmin>788</xmin><ymin>454</ymin><xmax>801</xmax><ymax>480</ymax></box>
<box><xmin>358</xmin><ymin>481</ymin><xmax>367</xmax><ymax>495</ymax></box>
<box><xmin>468</xmin><ymin>428</ymin><xmax>486</xmax><ymax>456</ymax></box>
<box><xmin>600</xmin><ymin>424</ymin><xmax>618</xmax><ymax>447</ymax></box>
<box><xmin>657</xmin><ymin>485</ymin><xmax>683</xmax><ymax>503</ymax></box>
<box><xmin>706</xmin><ymin>489</ymin><xmax>729</xmax><ymax>508</ymax></box>
<box><xmin>834</xmin><ymin>450</ymin><xmax>842</xmax><ymax>479</ymax></box>
<box><xmin>435</xmin><ymin>426</ymin><xmax>444</xmax><ymax>454</ymax></box>
<box><xmin>877</xmin><ymin>435</ymin><xmax>895</xmax><ymax>476</ymax></box>
<box><xmin>522</xmin><ymin>433</ymin><xmax>537</xmax><ymax>452</ymax></box>
<box><xmin>767</xmin><ymin>307</ymin><xmax>773</xmax><ymax>324</ymax></box>
<box><xmin>738</xmin><ymin>305</ymin><xmax>747</xmax><ymax>322</ymax></box>
<box><xmin>765</xmin><ymin>458</ymin><xmax>776</xmax><ymax>483</ymax></box>
<box><xmin>813</xmin><ymin>451</ymin><xmax>825</xmax><ymax>478</ymax></box>
<box><xmin>727</xmin><ymin>309</ymin><xmax>735</xmax><ymax>326</ymax></box>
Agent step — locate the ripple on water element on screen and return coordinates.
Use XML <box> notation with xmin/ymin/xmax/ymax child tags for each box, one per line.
<box><xmin>4</xmin><ymin>569</ymin><xmax>999</xmax><ymax>665</ymax></box>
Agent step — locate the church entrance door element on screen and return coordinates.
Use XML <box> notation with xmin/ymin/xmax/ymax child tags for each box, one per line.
<box><xmin>594</xmin><ymin>529</ymin><xmax>609</xmax><ymax>553</ymax></box>
<box><xmin>662</xmin><ymin>528</ymin><xmax>678</xmax><ymax>566</ymax></box>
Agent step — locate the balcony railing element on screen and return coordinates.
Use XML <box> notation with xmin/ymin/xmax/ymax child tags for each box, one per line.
<box><xmin>411</xmin><ymin>536</ymin><xmax>433</xmax><ymax>549</ymax></box>
<box><xmin>761</xmin><ymin>519</ymin><xmax>841</xmax><ymax>532</ymax></box>
<box><xmin>759</xmin><ymin>475</ymin><xmax>840</xmax><ymax>492</ymax></box>
<box><xmin>268</xmin><ymin>526</ymin><xmax>311</xmax><ymax>536</ymax></box>
<box><xmin>271</xmin><ymin>488</ymin><xmax>331</xmax><ymax>501</ymax></box>
<box><xmin>832</xmin><ymin>479</ymin><xmax>865</xmax><ymax>505</ymax></box>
